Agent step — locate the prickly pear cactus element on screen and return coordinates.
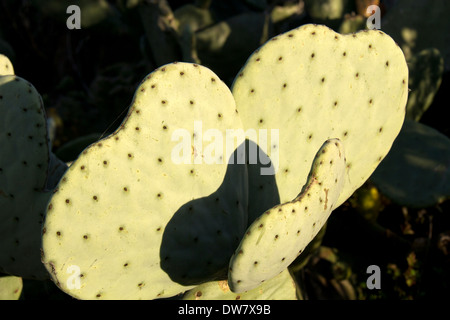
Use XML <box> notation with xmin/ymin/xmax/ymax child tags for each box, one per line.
<box><xmin>232</xmin><ymin>24</ymin><xmax>409</xmax><ymax>215</ymax></box>
<box><xmin>0</xmin><ymin>54</ymin><xmax>14</xmax><ymax>75</ymax></box>
<box><xmin>0</xmin><ymin>275</ymin><xmax>23</xmax><ymax>300</ymax></box>
<box><xmin>228</xmin><ymin>139</ymin><xmax>346</xmax><ymax>292</ymax></box>
<box><xmin>183</xmin><ymin>269</ymin><xmax>298</xmax><ymax>300</ymax></box>
<box><xmin>0</xmin><ymin>73</ymin><xmax>65</xmax><ymax>279</ymax></box>
<box><xmin>41</xmin><ymin>62</ymin><xmax>248</xmax><ymax>300</ymax></box>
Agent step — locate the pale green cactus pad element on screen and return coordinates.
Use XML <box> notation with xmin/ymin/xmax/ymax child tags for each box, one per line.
<box><xmin>41</xmin><ymin>62</ymin><xmax>248</xmax><ymax>300</ymax></box>
<box><xmin>228</xmin><ymin>139</ymin><xmax>346</xmax><ymax>293</ymax></box>
<box><xmin>370</xmin><ymin>120</ymin><xmax>450</xmax><ymax>208</ymax></box>
<box><xmin>232</xmin><ymin>24</ymin><xmax>409</xmax><ymax>210</ymax></box>
<box><xmin>0</xmin><ymin>75</ymin><xmax>59</xmax><ymax>279</ymax></box>
<box><xmin>0</xmin><ymin>54</ymin><xmax>14</xmax><ymax>75</ymax></box>
<box><xmin>183</xmin><ymin>269</ymin><xmax>298</xmax><ymax>300</ymax></box>
<box><xmin>0</xmin><ymin>275</ymin><xmax>23</xmax><ymax>300</ymax></box>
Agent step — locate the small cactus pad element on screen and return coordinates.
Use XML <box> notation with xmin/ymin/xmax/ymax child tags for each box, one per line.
<box><xmin>183</xmin><ymin>269</ymin><xmax>298</xmax><ymax>300</ymax></box>
<box><xmin>228</xmin><ymin>139</ymin><xmax>346</xmax><ymax>293</ymax></box>
<box><xmin>0</xmin><ymin>75</ymin><xmax>55</xmax><ymax>279</ymax></box>
<box><xmin>0</xmin><ymin>54</ymin><xmax>14</xmax><ymax>75</ymax></box>
<box><xmin>0</xmin><ymin>275</ymin><xmax>23</xmax><ymax>300</ymax></box>
<box><xmin>232</xmin><ymin>24</ymin><xmax>408</xmax><ymax>208</ymax></box>
<box><xmin>41</xmin><ymin>62</ymin><xmax>248</xmax><ymax>300</ymax></box>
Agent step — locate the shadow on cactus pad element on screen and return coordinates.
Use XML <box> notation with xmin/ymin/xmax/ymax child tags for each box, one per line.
<box><xmin>160</xmin><ymin>141</ymin><xmax>279</xmax><ymax>286</ymax></box>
